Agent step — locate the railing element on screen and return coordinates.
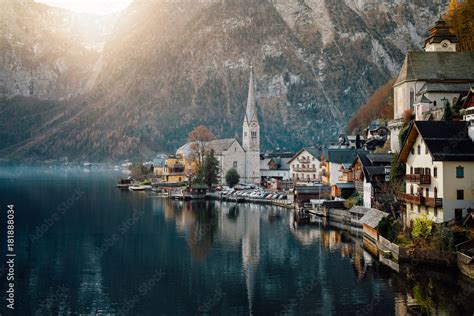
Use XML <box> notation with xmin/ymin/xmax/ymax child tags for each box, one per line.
<box><xmin>425</xmin><ymin>197</ymin><xmax>443</xmax><ymax>208</ymax></box>
<box><xmin>405</xmin><ymin>174</ymin><xmax>431</xmax><ymax>185</ymax></box>
<box><xmin>397</xmin><ymin>192</ymin><xmax>423</xmax><ymax>205</ymax></box>
<box><xmin>397</xmin><ymin>193</ymin><xmax>442</xmax><ymax>207</ymax></box>
<box><xmin>293</xmin><ymin>167</ymin><xmax>317</xmax><ymax>172</ymax></box>
<box><xmin>297</xmin><ymin>157</ymin><xmax>312</xmax><ymax>163</ymax></box>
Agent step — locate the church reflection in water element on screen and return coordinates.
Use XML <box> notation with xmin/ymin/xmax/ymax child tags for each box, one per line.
<box><xmin>159</xmin><ymin>199</ymin><xmax>474</xmax><ymax>315</ymax></box>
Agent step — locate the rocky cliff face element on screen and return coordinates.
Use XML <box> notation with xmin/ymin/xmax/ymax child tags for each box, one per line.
<box><xmin>0</xmin><ymin>0</ymin><xmax>116</xmax><ymax>100</ymax></box>
<box><xmin>0</xmin><ymin>0</ymin><xmax>448</xmax><ymax>161</ymax></box>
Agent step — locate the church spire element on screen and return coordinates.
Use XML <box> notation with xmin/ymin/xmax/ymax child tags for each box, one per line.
<box><xmin>245</xmin><ymin>66</ymin><xmax>257</xmax><ymax>122</ymax></box>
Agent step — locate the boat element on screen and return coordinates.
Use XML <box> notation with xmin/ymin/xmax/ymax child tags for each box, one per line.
<box><xmin>129</xmin><ymin>185</ymin><xmax>152</xmax><ymax>191</ymax></box>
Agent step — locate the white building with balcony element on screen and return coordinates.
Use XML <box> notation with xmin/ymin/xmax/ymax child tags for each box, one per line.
<box><xmin>397</xmin><ymin>121</ymin><xmax>474</xmax><ymax>227</ymax></box>
<box><xmin>288</xmin><ymin>148</ymin><xmax>322</xmax><ymax>185</ymax></box>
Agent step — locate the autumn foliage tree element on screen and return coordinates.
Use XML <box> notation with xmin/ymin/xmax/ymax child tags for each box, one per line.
<box><xmin>187</xmin><ymin>125</ymin><xmax>216</xmax><ymax>165</ymax></box>
<box><xmin>446</xmin><ymin>0</ymin><xmax>474</xmax><ymax>52</ymax></box>
<box><xmin>346</xmin><ymin>79</ymin><xmax>395</xmax><ymax>134</ymax></box>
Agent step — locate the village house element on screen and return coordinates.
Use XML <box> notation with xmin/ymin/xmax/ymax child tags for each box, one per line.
<box><xmin>351</xmin><ymin>152</ymin><xmax>393</xmax><ymax>208</ymax></box>
<box><xmin>388</xmin><ymin>17</ymin><xmax>474</xmax><ymax>152</ymax></box>
<box><xmin>397</xmin><ymin>120</ymin><xmax>474</xmax><ymax>227</ymax></box>
<box><xmin>260</xmin><ymin>157</ymin><xmax>290</xmax><ymax>181</ymax></box>
<box><xmin>162</xmin><ymin>154</ymin><xmax>189</xmax><ymax>184</ymax></box>
<box><xmin>321</xmin><ymin>148</ymin><xmax>359</xmax><ymax>186</ymax></box>
<box><xmin>288</xmin><ymin>147</ymin><xmax>322</xmax><ymax>185</ymax></box>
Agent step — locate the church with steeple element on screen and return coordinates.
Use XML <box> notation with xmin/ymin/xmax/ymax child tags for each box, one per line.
<box><xmin>388</xmin><ymin>15</ymin><xmax>474</xmax><ymax>152</ymax></box>
<box><xmin>176</xmin><ymin>67</ymin><xmax>261</xmax><ymax>184</ymax></box>
<box><xmin>242</xmin><ymin>67</ymin><xmax>261</xmax><ymax>184</ymax></box>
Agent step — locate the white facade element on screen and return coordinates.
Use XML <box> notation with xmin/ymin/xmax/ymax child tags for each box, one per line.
<box><xmin>218</xmin><ymin>139</ymin><xmax>247</xmax><ymax>184</ymax></box>
<box><xmin>288</xmin><ymin>149</ymin><xmax>321</xmax><ymax>185</ymax></box>
<box><xmin>403</xmin><ymin>134</ymin><xmax>474</xmax><ymax>225</ymax></box>
<box><xmin>424</xmin><ymin>39</ymin><xmax>456</xmax><ymax>52</ymax></box>
<box><xmin>363</xmin><ymin>181</ymin><xmax>372</xmax><ymax>208</ymax></box>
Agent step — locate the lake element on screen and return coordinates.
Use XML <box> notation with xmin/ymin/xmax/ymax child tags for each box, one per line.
<box><xmin>0</xmin><ymin>166</ymin><xmax>473</xmax><ymax>315</ymax></box>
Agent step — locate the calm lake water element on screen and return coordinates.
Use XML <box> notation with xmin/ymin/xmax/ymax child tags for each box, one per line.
<box><xmin>0</xmin><ymin>166</ymin><xmax>473</xmax><ymax>315</ymax></box>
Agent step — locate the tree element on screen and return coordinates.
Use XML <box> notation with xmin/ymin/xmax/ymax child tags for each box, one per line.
<box><xmin>187</xmin><ymin>125</ymin><xmax>216</xmax><ymax>165</ymax></box>
<box><xmin>225</xmin><ymin>168</ymin><xmax>240</xmax><ymax>188</ymax></box>
<box><xmin>377</xmin><ymin>216</ymin><xmax>401</xmax><ymax>242</ymax></box>
<box><xmin>442</xmin><ymin>101</ymin><xmax>453</xmax><ymax>121</ymax></box>
<box><xmin>346</xmin><ymin>79</ymin><xmax>395</xmax><ymax>134</ymax></box>
<box><xmin>390</xmin><ymin>152</ymin><xmax>406</xmax><ymax>193</ymax></box>
<box><xmin>446</xmin><ymin>0</ymin><xmax>474</xmax><ymax>52</ymax></box>
<box><xmin>195</xmin><ymin>149</ymin><xmax>219</xmax><ymax>188</ymax></box>
<box><xmin>412</xmin><ymin>213</ymin><xmax>433</xmax><ymax>241</ymax></box>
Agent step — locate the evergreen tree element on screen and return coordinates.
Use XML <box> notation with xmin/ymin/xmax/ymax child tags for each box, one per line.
<box><xmin>442</xmin><ymin>101</ymin><xmax>453</xmax><ymax>121</ymax></box>
<box><xmin>200</xmin><ymin>149</ymin><xmax>219</xmax><ymax>188</ymax></box>
<box><xmin>225</xmin><ymin>168</ymin><xmax>240</xmax><ymax>188</ymax></box>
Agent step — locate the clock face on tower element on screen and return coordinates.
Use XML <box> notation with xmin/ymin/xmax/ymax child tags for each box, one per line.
<box><xmin>251</xmin><ymin>122</ymin><xmax>257</xmax><ymax>127</ymax></box>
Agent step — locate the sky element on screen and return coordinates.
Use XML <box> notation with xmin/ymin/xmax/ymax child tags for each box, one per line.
<box><xmin>36</xmin><ymin>0</ymin><xmax>133</xmax><ymax>15</ymax></box>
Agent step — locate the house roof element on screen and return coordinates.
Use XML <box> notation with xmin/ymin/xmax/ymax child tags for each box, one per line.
<box><xmin>399</xmin><ymin>121</ymin><xmax>474</xmax><ymax>162</ymax></box>
<box><xmin>326</xmin><ymin>148</ymin><xmax>359</xmax><ymax>164</ymax></box>
<box><xmin>334</xmin><ymin>182</ymin><xmax>355</xmax><ymax>189</ymax></box>
<box><xmin>294</xmin><ymin>185</ymin><xmax>331</xmax><ymax>194</ymax></box>
<box><xmin>394</xmin><ymin>51</ymin><xmax>474</xmax><ymax>86</ymax></box>
<box><xmin>288</xmin><ymin>147</ymin><xmax>322</xmax><ymax>164</ymax></box>
<box><xmin>365</xmin><ymin>166</ymin><xmax>388</xmax><ymax>179</ymax></box>
<box><xmin>358</xmin><ymin>208</ymin><xmax>389</xmax><ymax>228</ymax></box>
<box><xmin>417</xmin><ymin>82</ymin><xmax>473</xmax><ymax>95</ymax></box>
<box><xmin>366</xmin><ymin>153</ymin><xmax>393</xmax><ymax>164</ymax></box>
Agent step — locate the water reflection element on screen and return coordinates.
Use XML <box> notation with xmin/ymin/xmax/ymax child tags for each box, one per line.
<box><xmin>2</xmin><ymin>168</ymin><xmax>473</xmax><ymax>315</ymax></box>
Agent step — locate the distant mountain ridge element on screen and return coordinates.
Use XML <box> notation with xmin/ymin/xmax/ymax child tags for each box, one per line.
<box><xmin>0</xmin><ymin>0</ymin><xmax>448</xmax><ymax>161</ymax></box>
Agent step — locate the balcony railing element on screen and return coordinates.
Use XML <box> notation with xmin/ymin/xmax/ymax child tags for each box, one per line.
<box><xmin>425</xmin><ymin>197</ymin><xmax>443</xmax><ymax>208</ymax></box>
<box><xmin>405</xmin><ymin>174</ymin><xmax>431</xmax><ymax>185</ymax></box>
<box><xmin>397</xmin><ymin>193</ymin><xmax>443</xmax><ymax>207</ymax></box>
<box><xmin>397</xmin><ymin>193</ymin><xmax>423</xmax><ymax>205</ymax></box>
<box><xmin>293</xmin><ymin>167</ymin><xmax>316</xmax><ymax>172</ymax></box>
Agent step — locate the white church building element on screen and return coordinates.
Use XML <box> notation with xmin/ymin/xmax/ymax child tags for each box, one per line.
<box><xmin>388</xmin><ymin>17</ymin><xmax>474</xmax><ymax>152</ymax></box>
<box><xmin>177</xmin><ymin>68</ymin><xmax>261</xmax><ymax>184</ymax></box>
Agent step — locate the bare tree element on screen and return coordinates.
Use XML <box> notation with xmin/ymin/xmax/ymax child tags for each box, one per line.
<box><xmin>187</xmin><ymin>125</ymin><xmax>216</xmax><ymax>165</ymax></box>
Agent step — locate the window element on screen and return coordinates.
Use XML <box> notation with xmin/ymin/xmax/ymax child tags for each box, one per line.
<box><xmin>251</xmin><ymin>131</ymin><xmax>257</xmax><ymax>138</ymax></box>
<box><xmin>410</xmin><ymin>166</ymin><xmax>413</xmax><ymax>174</ymax></box>
<box><xmin>455</xmin><ymin>209</ymin><xmax>463</xmax><ymax>223</ymax></box>
<box><xmin>244</xmin><ymin>132</ymin><xmax>247</xmax><ymax>137</ymax></box>
<box><xmin>434</xmin><ymin>208</ymin><xmax>438</xmax><ymax>218</ymax></box>
<box><xmin>434</xmin><ymin>187</ymin><xmax>438</xmax><ymax>199</ymax></box>
<box><xmin>233</xmin><ymin>161</ymin><xmax>237</xmax><ymax>168</ymax></box>
<box><xmin>457</xmin><ymin>190</ymin><xmax>464</xmax><ymax>200</ymax></box>
<box><xmin>417</xmin><ymin>145</ymin><xmax>421</xmax><ymax>155</ymax></box>
<box><xmin>410</xmin><ymin>185</ymin><xmax>414</xmax><ymax>195</ymax></box>
<box><xmin>433</xmin><ymin>167</ymin><xmax>437</xmax><ymax>178</ymax></box>
<box><xmin>425</xmin><ymin>188</ymin><xmax>429</xmax><ymax>197</ymax></box>
<box><xmin>425</xmin><ymin>145</ymin><xmax>429</xmax><ymax>155</ymax></box>
<box><xmin>433</xmin><ymin>101</ymin><xmax>437</xmax><ymax>107</ymax></box>
<box><xmin>456</xmin><ymin>165</ymin><xmax>464</xmax><ymax>178</ymax></box>
<box><xmin>411</xmin><ymin>148</ymin><xmax>415</xmax><ymax>155</ymax></box>
<box><xmin>410</xmin><ymin>88</ymin><xmax>414</xmax><ymax>107</ymax></box>
<box><xmin>312</xmin><ymin>164</ymin><xmax>315</xmax><ymax>169</ymax></box>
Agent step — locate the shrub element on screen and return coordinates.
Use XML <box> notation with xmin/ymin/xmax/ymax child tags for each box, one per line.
<box><xmin>412</xmin><ymin>214</ymin><xmax>433</xmax><ymax>241</ymax></box>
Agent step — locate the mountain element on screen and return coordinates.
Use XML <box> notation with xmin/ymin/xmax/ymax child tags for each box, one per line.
<box><xmin>0</xmin><ymin>0</ymin><xmax>448</xmax><ymax>161</ymax></box>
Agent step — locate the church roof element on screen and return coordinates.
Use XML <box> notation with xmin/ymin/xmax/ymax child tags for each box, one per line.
<box><xmin>394</xmin><ymin>51</ymin><xmax>474</xmax><ymax>86</ymax></box>
<box><xmin>245</xmin><ymin>67</ymin><xmax>258</xmax><ymax>123</ymax></box>
<box><xmin>424</xmin><ymin>17</ymin><xmax>459</xmax><ymax>48</ymax></box>
<box><xmin>177</xmin><ymin>138</ymin><xmax>242</xmax><ymax>158</ymax></box>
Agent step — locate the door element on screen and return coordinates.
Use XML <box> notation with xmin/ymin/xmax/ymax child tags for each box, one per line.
<box><xmin>455</xmin><ymin>209</ymin><xmax>463</xmax><ymax>223</ymax></box>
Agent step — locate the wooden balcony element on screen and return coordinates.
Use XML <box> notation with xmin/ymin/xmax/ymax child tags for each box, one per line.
<box><xmin>397</xmin><ymin>193</ymin><xmax>423</xmax><ymax>205</ymax></box>
<box><xmin>405</xmin><ymin>174</ymin><xmax>431</xmax><ymax>185</ymax></box>
<box><xmin>397</xmin><ymin>193</ymin><xmax>442</xmax><ymax>208</ymax></box>
<box><xmin>425</xmin><ymin>197</ymin><xmax>443</xmax><ymax>208</ymax></box>
<box><xmin>293</xmin><ymin>167</ymin><xmax>317</xmax><ymax>172</ymax></box>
